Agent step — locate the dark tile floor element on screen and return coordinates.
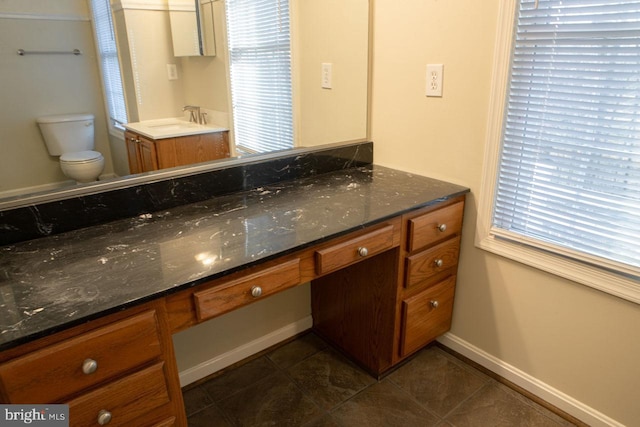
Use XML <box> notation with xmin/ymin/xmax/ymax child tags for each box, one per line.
<box><xmin>183</xmin><ymin>332</ymin><xmax>577</xmax><ymax>427</ymax></box>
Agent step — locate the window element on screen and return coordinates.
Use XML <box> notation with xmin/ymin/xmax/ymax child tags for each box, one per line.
<box><xmin>478</xmin><ymin>0</ymin><xmax>640</xmax><ymax>303</ymax></box>
<box><xmin>225</xmin><ymin>0</ymin><xmax>293</xmax><ymax>154</ymax></box>
<box><xmin>89</xmin><ymin>0</ymin><xmax>128</xmax><ymax>133</ymax></box>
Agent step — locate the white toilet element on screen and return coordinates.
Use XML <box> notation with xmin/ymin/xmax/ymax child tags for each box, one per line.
<box><xmin>37</xmin><ymin>113</ymin><xmax>105</xmax><ymax>183</ymax></box>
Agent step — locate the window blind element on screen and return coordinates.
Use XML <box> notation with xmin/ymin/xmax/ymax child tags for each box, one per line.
<box><xmin>493</xmin><ymin>0</ymin><xmax>640</xmax><ymax>276</ymax></box>
<box><xmin>225</xmin><ymin>0</ymin><xmax>293</xmax><ymax>154</ymax></box>
<box><xmin>90</xmin><ymin>0</ymin><xmax>127</xmax><ymax>128</ymax></box>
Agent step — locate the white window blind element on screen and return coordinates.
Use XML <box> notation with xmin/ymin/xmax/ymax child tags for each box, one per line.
<box><xmin>90</xmin><ymin>0</ymin><xmax>127</xmax><ymax>129</ymax></box>
<box><xmin>225</xmin><ymin>0</ymin><xmax>293</xmax><ymax>154</ymax></box>
<box><xmin>493</xmin><ymin>0</ymin><xmax>640</xmax><ymax>277</ymax></box>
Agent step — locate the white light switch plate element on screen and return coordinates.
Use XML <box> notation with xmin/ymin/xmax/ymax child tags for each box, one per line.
<box><xmin>322</xmin><ymin>63</ymin><xmax>332</xmax><ymax>89</ymax></box>
<box><xmin>167</xmin><ymin>64</ymin><xmax>178</xmax><ymax>81</ymax></box>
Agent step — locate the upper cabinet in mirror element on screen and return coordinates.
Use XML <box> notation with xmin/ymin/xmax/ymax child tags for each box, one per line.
<box><xmin>0</xmin><ymin>0</ymin><xmax>370</xmax><ymax>208</ymax></box>
<box><xmin>169</xmin><ymin>0</ymin><xmax>216</xmax><ymax>57</ymax></box>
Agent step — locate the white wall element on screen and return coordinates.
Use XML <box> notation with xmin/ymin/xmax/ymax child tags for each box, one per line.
<box><xmin>180</xmin><ymin>0</ymin><xmax>230</xmax><ymax>118</ymax></box>
<box><xmin>291</xmin><ymin>0</ymin><xmax>369</xmax><ymax>147</ymax></box>
<box><xmin>113</xmin><ymin>0</ymin><xmax>230</xmax><ymax>128</ymax></box>
<box><xmin>0</xmin><ymin>0</ymin><xmax>114</xmax><ymax>195</ymax></box>
<box><xmin>370</xmin><ymin>1</ymin><xmax>640</xmax><ymax>426</ymax></box>
<box><xmin>114</xmin><ymin>7</ymin><xmax>186</xmax><ymax>121</ymax></box>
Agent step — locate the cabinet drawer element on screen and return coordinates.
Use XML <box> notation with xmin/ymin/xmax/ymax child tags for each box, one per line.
<box><xmin>315</xmin><ymin>225</ymin><xmax>395</xmax><ymax>275</ymax></box>
<box><xmin>405</xmin><ymin>236</ymin><xmax>461</xmax><ymax>289</ymax></box>
<box><xmin>194</xmin><ymin>259</ymin><xmax>301</xmax><ymax>321</ymax></box>
<box><xmin>67</xmin><ymin>362</ymin><xmax>170</xmax><ymax>427</ymax></box>
<box><xmin>400</xmin><ymin>276</ymin><xmax>456</xmax><ymax>357</ymax></box>
<box><xmin>0</xmin><ymin>311</ymin><xmax>162</xmax><ymax>403</ymax></box>
<box><xmin>407</xmin><ymin>201</ymin><xmax>464</xmax><ymax>252</ymax></box>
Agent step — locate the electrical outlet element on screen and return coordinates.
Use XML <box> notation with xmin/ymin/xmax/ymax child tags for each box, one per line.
<box><xmin>322</xmin><ymin>63</ymin><xmax>332</xmax><ymax>89</ymax></box>
<box><xmin>426</xmin><ymin>64</ymin><xmax>443</xmax><ymax>97</ymax></box>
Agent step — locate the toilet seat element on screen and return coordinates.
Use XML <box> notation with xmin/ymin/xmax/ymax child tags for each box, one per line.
<box><xmin>60</xmin><ymin>150</ymin><xmax>103</xmax><ymax>164</ymax></box>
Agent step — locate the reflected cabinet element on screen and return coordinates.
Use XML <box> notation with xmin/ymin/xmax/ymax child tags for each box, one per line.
<box><xmin>125</xmin><ymin>130</ymin><xmax>230</xmax><ymax>174</ymax></box>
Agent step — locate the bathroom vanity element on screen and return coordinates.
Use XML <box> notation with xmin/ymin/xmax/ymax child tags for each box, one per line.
<box><xmin>124</xmin><ymin>119</ymin><xmax>230</xmax><ymax>174</ymax></box>
<box><xmin>0</xmin><ymin>142</ymin><xmax>468</xmax><ymax>426</ymax></box>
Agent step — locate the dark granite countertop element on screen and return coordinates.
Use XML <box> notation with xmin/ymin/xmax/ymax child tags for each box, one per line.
<box><xmin>0</xmin><ymin>165</ymin><xmax>468</xmax><ymax>351</ymax></box>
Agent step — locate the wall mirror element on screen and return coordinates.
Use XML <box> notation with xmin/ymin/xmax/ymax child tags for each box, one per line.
<box><xmin>0</xmin><ymin>0</ymin><xmax>370</xmax><ymax>209</ymax></box>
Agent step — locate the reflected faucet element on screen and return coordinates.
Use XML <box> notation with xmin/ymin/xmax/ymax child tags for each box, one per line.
<box><xmin>183</xmin><ymin>105</ymin><xmax>206</xmax><ymax>124</ymax></box>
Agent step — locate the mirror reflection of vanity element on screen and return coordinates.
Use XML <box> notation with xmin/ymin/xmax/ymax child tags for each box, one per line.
<box><xmin>0</xmin><ymin>0</ymin><xmax>369</xmax><ymax>209</ymax></box>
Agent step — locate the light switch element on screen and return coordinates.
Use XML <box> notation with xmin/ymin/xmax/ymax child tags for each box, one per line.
<box><xmin>167</xmin><ymin>64</ymin><xmax>178</xmax><ymax>81</ymax></box>
<box><xmin>322</xmin><ymin>63</ymin><xmax>332</xmax><ymax>89</ymax></box>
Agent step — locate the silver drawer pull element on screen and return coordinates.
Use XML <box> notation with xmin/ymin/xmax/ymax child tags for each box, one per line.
<box><xmin>438</xmin><ymin>223</ymin><xmax>447</xmax><ymax>232</ymax></box>
<box><xmin>251</xmin><ymin>286</ymin><xmax>263</xmax><ymax>298</ymax></box>
<box><xmin>357</xmin><ymin>247</ymin><xmax>369</xmax><ymax>257</ymax></box>
<box><xmin>434</xmin><ymin>259</ymin><xmax>444</xmax><ymax>268</ymax></box>
<box><xmin>97</xmin><ymin>409</ymin><xmax>112</xmax><ymax>425</ymax></box>
<box><xmin>430</xmin><ymin>300</ymin><xmax>439</xmax><ymax>309</ymax></box>
<box><xmin>82</xmin><ymin>358</ymin><xmax>98</xmax><ymax>375</ymax></box>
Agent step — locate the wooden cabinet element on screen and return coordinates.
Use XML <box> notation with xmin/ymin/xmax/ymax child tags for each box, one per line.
<box><xmin>194</xmin><ymin>259</ymin><xmax>301</xmax><ymax>322</ymax></box>
<box><xmin>0</xmin><ymin>302</ymin><xmax>186</xmax><ymax>427</ymax></box>
<box><xmin>400</xmin><ymin>275</ymin><xmax>456</xmax><ymax>356</ymax></box>
<box><xmin>67</xmin><ymin>362</ymin><xmax>171</xmax><ymax>427</ymax></box>
<box><xmin>315</xmin><ymin>224</ymin><xmax>396</xmax><ymax>275</ymax></box>
<box><xmin>398</xmin><ymin>198</ymin><xmax>464</xmax><ymax>359</ymax></box>
<box><xmin>0</xmin><ymin>194</ymin><xmax>465</xmax><ymax>424</ymax></box>
<box><xmin>312</xmin><ymin>196</ymin><xmax>465</xmax><ymax>376</ymax></box>
<box><xmin>125</xmin><ymin>130</ymin><xmax>230</xmax><ymax>174</ymax></box>
<box><xmin>0</xmin><ymin>311</ymin><xmax>162</xmax><ymax>403</ymax></box>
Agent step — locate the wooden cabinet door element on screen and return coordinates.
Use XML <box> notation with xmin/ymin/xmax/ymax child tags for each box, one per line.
<box><xmin>400</xmin><ymin>276</ymin><xmax>456</xmax><ymax>357</ymax></box>
<box><xmin>124</xmin><ymin>131</ymin><xmax>142</xmax><ymax>175</ymax></box>
<box><xmin>139</xmin><ymin>136</ymin><xmax>159</xmax><ymax>172</ymax></box>
<box><xmin>170</xmin><ymin>132</ymin><xmax>230</xmax><ymax>167</ymax></box>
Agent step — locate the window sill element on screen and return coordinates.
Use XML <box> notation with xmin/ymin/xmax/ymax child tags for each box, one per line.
<box><xmin>108</xmin><ymin>125</ymin><xmax>125</xmax><ymax>140</ymax></box>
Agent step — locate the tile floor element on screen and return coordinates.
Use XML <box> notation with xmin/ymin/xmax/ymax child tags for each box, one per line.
<box><xmin>182</xmin><ymin>332</ymin><xmax>578</xmax><ymax>427</ymax></box>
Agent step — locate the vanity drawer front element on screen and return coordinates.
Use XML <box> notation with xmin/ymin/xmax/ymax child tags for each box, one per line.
<box><xmin>405</xmin><ymin>236</ymin><xmax>461</xmax><ymax>289</ymax></box>
<box><xmin>194</xmin><ymin>259</ymin><xmax>301</xmax><ymax>321</ymax></box>
<box><xmin>315</xmin><ymin>224</ymin><xmax>395</xmax><ymax>275</ymax></box>
<box><xmin>0</xmin><ymin>311</ymin><xmax>162</xmax><ymax>403</ymax></box>
<box><xmin>400</xmin><ymin>276</ymin><xmax>456</xmax><ymax>357</ymax></box>
<box><xmin>407</xmin><ymin>201</ymin><xmax>464</xmax><ymax>252</ymax></box>
<box><xmin>67</xmin><ymin>362</ymin><xmax>170</xmax><ymax>427</ymax></box>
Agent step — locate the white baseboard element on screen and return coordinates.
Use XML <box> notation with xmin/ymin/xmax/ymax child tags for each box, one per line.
<box><xmin>437</xmin><ymin>333</ymin><xmax>623</xmax><ymax>427</ymax></box>
<box><xmin>178</xmin><ymin>316</ymin><xmax>313</xmax><ymax>387</ymax></box>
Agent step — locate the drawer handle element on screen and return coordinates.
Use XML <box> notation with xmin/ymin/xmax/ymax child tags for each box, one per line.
<box><xmin>357</xmin><ymin>247</ymin><xmax>369</xmax><ymax>257</ymax></box>
<box><xmin>82</xmin><ymin>358</ymin><xmax>98</xmax><ymax>375</ymax></box>
<box><xmin>438</xmin><ymin>223</ymin><xmax>447</xmax><ymax>232</ymax></box>
<box><xmin>97</xmin><ymin>409</ymin><xmax>112</xmax><ymax>425</ymax></box>
<box><xmin>434</xmin><ymin>259</ymin><xmax>444</xmax><ymax>268</ymax></box>
<box><xmin>430</xmin><ymin>300</ymin><xmax>439</xmax><ymax>309</ymax></box>
<box><xmin>251</xmin><ymin>286</ymin><xmax>263</xmax><ymax>298</ymax></box>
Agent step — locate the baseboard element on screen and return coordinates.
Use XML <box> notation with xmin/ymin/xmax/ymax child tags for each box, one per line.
<box><xmin>437</xmin><ymin>333</ymin><xmax>623</xmax><ymax>427</ymax></box>
<box><xmin>178</xmin><ymin>316</ymin><xmax>313</xmax><ymax>387</ymax></box>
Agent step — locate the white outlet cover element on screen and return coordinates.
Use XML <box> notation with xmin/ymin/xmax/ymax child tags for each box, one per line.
<box><xmin>426</xmin><ymin>64</ymin><xmax>443</xmax><ymax>97</ymax></box>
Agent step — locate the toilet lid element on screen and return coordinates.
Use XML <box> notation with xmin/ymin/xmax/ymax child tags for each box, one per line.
<box><xmin>60</xmin><ymin>150</ymin><xmax>103</xmax><ymax>163</ymax></box>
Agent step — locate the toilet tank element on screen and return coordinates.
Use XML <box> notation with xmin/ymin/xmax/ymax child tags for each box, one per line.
<box><xmin>37</xmin><ymin>113</ymin><xmax>95</xmax><ymax>156</ymax></box>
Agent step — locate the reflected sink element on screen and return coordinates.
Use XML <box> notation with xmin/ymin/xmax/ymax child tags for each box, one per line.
<box><xmin>123</xmin><ymin>117</ymin><xmax>228</xmax><ymax>140</ymax></box>
<box><xmin>146</xmin><ymin>119</ymin><xmax>201</xmax><ymax>130</ymax></box>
